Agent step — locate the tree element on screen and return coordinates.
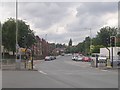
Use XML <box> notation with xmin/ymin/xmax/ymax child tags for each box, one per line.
<box><xmin>76</xmin><ymin>42</ymin><xmax>85</xmax><ymax>53</ymax></box>
<box><xmin>91</xmin><ymin>45</ymin><xmax>104</xmax><ymax>53</ymax></box>
<box><xmin>116</xmin><ymin>31</ymin><xmax>120</xmax><ymax>47</ymax></box>
<box><xmin>68</xmin><ymin>38</ymin><xmax>72</xmax><ymax>46</ymax></box>
<box><xmin>17</xmin><ymin>20</ymin><xmax>36</xmax><ymax>48</ymax></box>
<box><xmin>95</xmin><ymin>26</ymin><xmax>117</xmax><ymax>47</ymax></box>
<box><xmin>84</xmin><ymin>36</ymin><xmax>91</xmax><ymax>54</ymax></box>
<box><xmin>2</xmin><ymin>18</ymin><xmax>16</xmax><ymax>54</ymax></box>
<box><xmin>2</xmin><ymin>18</ymin><xmax>36</xmax><ymax>55</ymax></box>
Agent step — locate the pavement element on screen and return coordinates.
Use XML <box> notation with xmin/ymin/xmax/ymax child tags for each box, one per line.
<box><xmin>2</xmin><ymin>55</ymin><xmax>119</xmax><ymax>88</ymax></box>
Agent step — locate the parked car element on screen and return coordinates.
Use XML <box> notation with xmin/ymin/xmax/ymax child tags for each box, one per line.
<box><xmin>98</xmin><ymin>55</ymin><xmax>107</xmax><ymax>63</ymax></box>
<box><xmin>51</xmin><ymin>56</ymin><xmax>56</xmax><ymax>60</ymax></box>
<box><xmin>72</xmin><ymin>55</ymin><xmax>83</xmax><ymax>61</ymax></box>
<box><xmin>61</xmin><ymin>53</ymin><xmax>65</xmax><ymax>56</ymax></box>
<box><xmin>45</xmin><ymin>56</ymin><xmax>52</xmax><ymax>61</ymax></box>
<box><xmin>76</xmin><ymin>56</ymin><xmax>83</xmax><ymax>61</ymax></box>
<box><xmin>72</xmin><ymin>56</ymin><xmax>76</xmax><ymax>60</ymax></box>
<box><xmin>67</xmin><ymin>53</ymin><xmax>72</xmax><ymax>56</ymax></box>
<box><xmin>82</xmin><ymin>56</ymin><xmax>91</xmax><ymax>62</ymax></box>
<box><xmin>110</xmin><ymin>59</ymin><xmax>120</xmax><ymax>66</ymax></box>
<box><xmin>72</xmin><ymin>55</ymin><xmax>78</xmax><ymax>61</ymax></box>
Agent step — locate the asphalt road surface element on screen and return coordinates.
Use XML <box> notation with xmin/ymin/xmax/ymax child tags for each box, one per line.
<box><xmin>2</xmin><ymin>55</ymin><xmax>118</xmax><ymax>88</ymax></box>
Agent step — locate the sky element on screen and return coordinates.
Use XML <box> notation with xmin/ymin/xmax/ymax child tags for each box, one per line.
<box><xmin>0</xmin><ymin>2</ymin><xmax>118</xmax><ymax>45</ymax></box>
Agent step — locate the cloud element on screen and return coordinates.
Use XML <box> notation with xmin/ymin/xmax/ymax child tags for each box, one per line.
<box><xmin>67</xmin><ymin>2</ymin><xmax>118</xmax><ymax>42</ymax></box>
<box><xmin>76</xmin><ymin>2</ymin><xmax>117</xmax><ymax>17</ymax></box>
<box><xmin>19</xmin><ymin>2</ymin><xmax>78</xmax><ymax>30</ymax></box>
<box><xmin>0</xmin><ymin>2</ymin><xmax>118</xmax><ymax>45</ymax></box>
<box><xmin>0</xmin><ymin>2</ymin><xmax>16</xmax><ymax>23</ymax></box>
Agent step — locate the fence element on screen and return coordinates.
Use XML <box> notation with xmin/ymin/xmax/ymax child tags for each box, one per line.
<box><xmin>1</xmin><ymin>59</ymin><xmax>26</xmax><ymax>70</ymax></box>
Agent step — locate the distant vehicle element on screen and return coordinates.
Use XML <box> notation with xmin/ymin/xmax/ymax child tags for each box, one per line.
<box><xmin>51</xmin><ymin>56</ymin><xmax>56</xmax><ymax>60</ymax></box>
<box><xmin>98</xmin><ymin>55</ymin><xmax>107</xmax><ymax>63</ymax></box>
<box><xmin>72</xmin><ymin>55</ymin><xmax>83</xmax><ymax>61</ymax></box>
<box><xmin>82</xmin><ymin>57</ymin><xmax>91</xmax><ymax>62</ymax></box>
<box><xmin>67</xmin><ymin>53</ymin><xmax>72</xmax><ymax>56</ymax></box>
<box><xmin>72</xmin><ymin>56</ymin><xmax>77</xmax><ymax>60</ymax></box>
<box><xmin>61</xmin><ymin>53</ymin><xmax>65</xmax><ymax>56</ymax></box>
<box><xmin>72</xmin><ymin>56</ymin><xmax>75</xmax><ymax>60</ymax></box>
<box><xmin>91</xmin><ymin>54</ymin><xmax>107</xmax><ymax>63</ymax></box>
<box><xmin>77</xmin><ymin>56</ymin><xmax>83</xmax><ymax>61</ymax></box>
<box><xmin>45</xmin><ymin>56</ymin><xmax>52</xmax><ymax>61</ymax></box>
<box><xmin>110</xmin><ymin>59</ymin><xmax>120</xmax><ymax>66</ymax></box>
<box><xmin>72</xmin><ymin>53</ymin><xmax>79</xmax><ymax>61</ymax></box>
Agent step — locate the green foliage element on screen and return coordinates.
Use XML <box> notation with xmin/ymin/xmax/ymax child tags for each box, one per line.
<box><xmin>95</xmin><ymin>26</ymin><xmax>117</xmax><ymax>47</ymax></box>
<box><xmin>75</xmin><ymin>26</ymin><xmax>118</xmax><ymax>55</ymax></box>
<box><xmin>65</xmin><ymin>46</ymin><xmax>78</xmax><ymax>53</ymax></box>
<box><xmin>2</xmin><ymin>18</ymin><xmax>36</xmax><ymax>54</ymax></box>
<box><xmin>91</xmin><ymin>45</ymin><xmax>104</xmax><ymax>53</ymax></box>
<box><xmin>116</xmin><ymin>34</ymin><xmax>120</xmax><ymax>47</ymax></box>
<box><xmin>2</xmin><ymin>18</ymin><xmax>16</xmax><ymax>52</ymax></box>
<box><xmin>17</xmin><ymin>20</ymin><xmax>36</xmax><ymax>48</ymax></box>
<box><xmin>56</xmin><ymin>43</ymin><xmax>66</xmax><ymax>48</ymax></box>
<box><xmin>76</xmin><ymin>42</ymin><xmax>85</xmax><ymax>53</ymax></box>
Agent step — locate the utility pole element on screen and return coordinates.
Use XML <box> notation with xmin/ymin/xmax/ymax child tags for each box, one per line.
<box><xmin>45</xmin><ymin>34</ymin><xmax>47</xmax><ymax>57</ymax></box>
<box><xmin>55</xmin><ymin>26</ymin><xmax>58</xmax><ymax>56</ymax></box>
<box><xmin>89</xmin><ymin>28</ymin><xmax>92</xmax><ymax>55</ymax></box>
<box><xmin>81</xmin><ymin>28</ymin><xmax>92</xmax><ymax>55</ymax></box>
<box><xmin>15</xmin><ymin>0</ymin><xmax>21</xmax><ymax>70</ymax></box>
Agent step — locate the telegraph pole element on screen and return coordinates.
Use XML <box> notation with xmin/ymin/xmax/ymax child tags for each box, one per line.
<box><xmin>89</xmin><ymin>28</ymin><xmax>92</xmax><ymax>55</ymax></box>
<box><xmin>15</xmin><ymin>0</ymin><xmax>21</xmax><ymax>70</ymax></box>
<box><xmin>45</xmin><ymin>34</ymin><xmax>47</xmax><ymax>57</ymax></box>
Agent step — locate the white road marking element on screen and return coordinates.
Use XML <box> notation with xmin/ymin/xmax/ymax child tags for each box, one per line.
<box><xmin>38</xmin><ymin>70</ymin><xmax>47</xmax><ymax>75</ymax></box>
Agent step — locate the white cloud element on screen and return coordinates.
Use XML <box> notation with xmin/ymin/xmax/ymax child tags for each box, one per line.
<box><xmin>0</xmin><ymin>2</ymin><xmax>118</xmax><ymax>45</ymax></box>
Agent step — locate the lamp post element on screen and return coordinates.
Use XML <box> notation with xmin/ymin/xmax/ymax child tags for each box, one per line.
<box><xmin>55</xmin><ymin>25</ymin><xmax>59</xmax><ymax>56</ymax></box>
<box><xmin>15</xmin><ymin>0</ymin><xmax>21</xmax><ymax>70</ymax></box>
<box><xmin>45</xmin><ymin>34</ymin><xmax>47</xmax><ymax>56</ymax></box>
<box><xmin>80</xmin><ymin>28</ymin><xmax>92</xmax><ymax>55</ymax></box>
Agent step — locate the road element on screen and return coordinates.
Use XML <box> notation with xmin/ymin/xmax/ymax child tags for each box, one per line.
<box><xmin>2</xmin><ymin>55</ymin><xmax>118</xmax><ymax>88</ymax></box>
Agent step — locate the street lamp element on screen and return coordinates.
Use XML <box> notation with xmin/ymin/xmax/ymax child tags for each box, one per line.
<box><xmin>55</xmin><ymin>25</ymin><xmax>59</xmax><ymax>56</ymax></box>
<box><xmin>45</xmin><ymin>34</ymin><xmax>47</xmax><ymax>56</ymax></box>
<box><xmin>80</xmin><ymin>28</ymin><xmax>92</xmax><ymax>54</ymax></box>
<box><xmin>15</xmin><ymin>0</ymin><xmax>21</xmax><ymax>70</ymax></box>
